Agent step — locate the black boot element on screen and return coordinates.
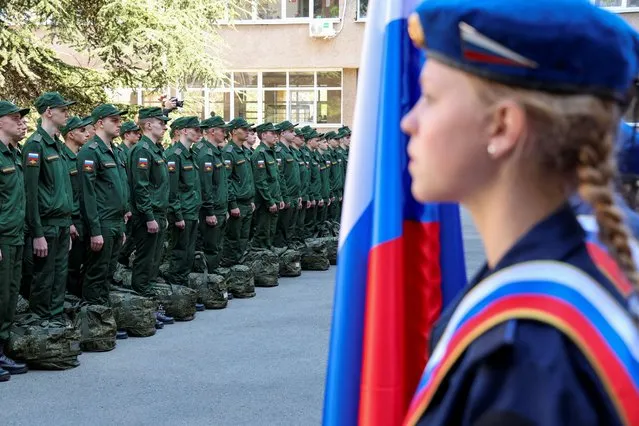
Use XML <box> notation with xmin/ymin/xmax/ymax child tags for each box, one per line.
<box><xmin>0</xmin><ymin>367</ymin><xmax>9</xmax><ymax>382</ymax></box>
<box><xmin>0</xmin><ymin>343</ymin><xmax>27</xmax><ymax>375</ymax></box>
<box><xmin>195</xmin><ymin>303</ymin><xmax>205</xmax><ymax>312</ymax></box>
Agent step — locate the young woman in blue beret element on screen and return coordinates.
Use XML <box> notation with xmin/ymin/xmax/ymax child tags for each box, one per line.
<box><xmin>401</xmin><ymin>0</ymin><xmax>639</xmax><ymax>425</ymax></box>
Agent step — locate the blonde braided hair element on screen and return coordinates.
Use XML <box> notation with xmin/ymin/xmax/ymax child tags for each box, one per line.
<box><xmin>470</xmin><ymin>77</ymin><xmax>639</xmax><ymax>290</ymax></box>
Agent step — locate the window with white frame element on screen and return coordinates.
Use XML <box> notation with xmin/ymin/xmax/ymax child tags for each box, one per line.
<box><xmin>358</xmin><ymin>0</ymin><xmax>368</xmax><ymax>20</ymax></box>
<box><xmin>592</xmin><ymin>0</ymin><xmax>639</xmax><ymax>9</ymax></box>
<box><xmin>232</xmin><ymin>0</ymin><xmax>339</xmax><ymax>21</ymax></box>
<box><xmin>109</xmin><ymin>70</ymin><xmax>343</xmax><ymax>126</ymax></box>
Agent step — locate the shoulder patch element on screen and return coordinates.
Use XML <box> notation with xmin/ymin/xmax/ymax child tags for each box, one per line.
<box><xmin>31</xmin><ymin>133</ymin><xmax>43</xmax><ymax>142</ymax></box>
<box><xmin>140</xmin><ymin>141</ymin><xmax>150</xmax><ymax>150</ymax></box>
<box><xmin>196</xmin><ymin>142</ymin><xmax>204</xmax><ymax>149</ymax></box>
<box><xmin>174</xmin><ymin>147</ymin><xmax>182</xmax><ymax>156</ymax></box>
<box><xmin>224</xmin><ymin>145</ymin><xmax>234</xmax><ymax>153</ymax></box>
<box><xmin>207</xmin><ymin>148</ymin><xmax>213</xmax><ymax>156</ymax></box>
<box><xmin>275</xmin><ymin>146</ymin><xmax>282</xmax><ymax>152</ymax></box>
<box><xmin>89</xmin><ymin>142</ymin><xmax>98</xmax><ymax>150</ymax></box>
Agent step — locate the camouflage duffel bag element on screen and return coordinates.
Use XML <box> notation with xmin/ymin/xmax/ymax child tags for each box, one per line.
<box><xmin>16</xmin><ymin>294</ymin><xmax>29</xmax><ymax>315</ymax></box>
<box><xmin>7</xmin><ymin>313</ymin><xmax>81</xmax><ymax>370</ymax></box>
<box><xmin>243</xmin><ymin>249</ymin><xmax>279</xmax><ymax>287</ymax></box>
<box><xmin>279</xmin><ymin>249</ymin><xmax>302</xmax><ymax>277</ymax></box>
<box><xmin>187</xmin><ymin>273</ymin><xmax>228</xmax><ymax>310</ymax></box>
<box><xmin>112</xmin><ymin>263</ymin><xmax>132</xmax><ymax>289</ymax></box>
<box><xmin>109</xmin><ymin>288</ymin><xmax>157</xmax><ymax>337</ymax></box>
<box><xmin>192</xmin><ymin>251</ymin><xmax>208</xmax><ymax>274</ymax></box>
<box><xmin>151</xmin><ymin>283</ymin><xmax>198</xmax><ymax>321</ymax></box>
<box><xmin>318</xmin><ymin>237</ymin><xmax>338</xmax><ymax>265</ymax></box>
<box><xmin>301</xmin><ymin>239</ymin><xmax>330</xmax><ymax>271</ymax></box>
<box><xmin>64</xmin><ymin>296</ymin><xmax>117</xmax><ymax>352</ymax></box>
<box><xmin>219</xmin><ymin>265</ymin><xmax>255</xmax><ymax>298</ymax></box>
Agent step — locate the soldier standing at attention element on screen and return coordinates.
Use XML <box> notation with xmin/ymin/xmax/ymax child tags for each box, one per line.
<box><xmin>304</xmin><ymin>130</ymin><xmax>322</xmax><ymax>239</ymax></box>
<box><xmin>0</xmin><ymin>101</ymin><xmax>30</xmax><ymax>382</ymax></box>
<box><xmin>292</xmin><ymin>129</ymin><xmax>311</xmax><ymax>247</ymax></box>
<box><xmin>128</xmin><ymin>107</ymin><xmax>174</xmax><ymax>325</ymax></box>
<box><xmin>197</xmin><ymin>116</ymin><xmax>229</xmax><ymax>271</ymax></box>
<box><xmin>61</xmin><ymin>116</ymin><xmax>92</xmax><ymax>297</ymax></box>
<box><xmin>23</xmin><ymin>92</ymin><xmax>75</xmax><ymax>325</ymax></box>
<box><xmin>116</xmin><ymin>121</ymin><xmax>140</xmax><ymax>269</ymax></box>
<box><xmin>77</xmin><ymin>104</ymin><xmax>128</xmax><ymax>308</ymax></box>
<box><xmin>316</xmin><ymin>135</ymin><xmax>333</xmax><ymax>233</ymax></box>
<box><xmin>165</xmin><ymin>117</ymin><xmax>203</xmax><ymax>286</ymax></box>
<box><xmin>251</xmin><ymin>123</ymin><xmax>283</xmax><ymax>250</ymax></box>
<box><xmin>220</xmin><ymin>118</ymin><xmax>256</xmax><ymax>266</ymax></box>
<box><xmin>273</xmin><ymin>121</ymin><xmax>301</xmax><ymax>248</ymax></box>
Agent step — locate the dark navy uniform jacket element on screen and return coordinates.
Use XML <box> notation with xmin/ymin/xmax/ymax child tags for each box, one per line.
<box><xmin>418</xmin><ymin>205</ymin><xmax>628</xmax><ymax>426</ymax></box>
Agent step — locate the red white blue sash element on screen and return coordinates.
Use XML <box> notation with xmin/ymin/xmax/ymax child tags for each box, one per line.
<box><xmin>403</xmin><ymin>260</ymin><xmax>639</xmax><ymax>426</ymax></box>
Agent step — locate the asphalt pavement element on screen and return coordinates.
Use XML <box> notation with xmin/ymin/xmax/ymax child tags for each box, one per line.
<box><xmin>0</xmin><ymin>209</ymin><xmax>484</xmax><ymax>426</ymax></box>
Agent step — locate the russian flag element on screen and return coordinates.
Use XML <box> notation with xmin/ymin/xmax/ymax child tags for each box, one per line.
<box><xmin>322</xmin><ymin>1</ymin><xmax>468</xmax><ymax>425</ymax></box>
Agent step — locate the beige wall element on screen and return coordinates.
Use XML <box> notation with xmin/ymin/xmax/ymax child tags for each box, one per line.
<box><xmin>218</xmin><ymin>0</ymin><xmax>365</xmax><ymax>70</ymax></box>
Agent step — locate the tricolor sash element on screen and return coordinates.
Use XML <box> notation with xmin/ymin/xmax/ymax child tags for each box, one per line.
<box><xmin>403</xmin><ymin>260</ymin><xmax>639</xmax><ymax>426</ymax></box>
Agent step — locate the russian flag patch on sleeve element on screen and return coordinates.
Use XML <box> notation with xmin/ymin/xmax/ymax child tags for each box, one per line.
<box><xmin>83</xmin><ymin>159</ymin><xmax>94</xmax><ymax>172</ymax></box>
<box><xmin>27</xmin><ymin>152</ymin><xmax>39</xmax><ymax>166</ymax></box>
<box><xmin>138</xmin><ymin>157</ymin><xmax>149</xmax><ymax>169</ymax></box>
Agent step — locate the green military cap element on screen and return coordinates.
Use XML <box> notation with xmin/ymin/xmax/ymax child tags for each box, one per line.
<box><xmin>200</xmin><ymin>115</ymin><xmax>226</xmax><ymax>129</ymax></box>
<box><xmin>324</xmin><ymin>131</ymin><xmax>338</xmax><ymax>140</ymax></box>
<box><xmin>0</xmin><ymin>100</ymin><xmax>30</xmax><ymax>118</ymax></box>
<box><xmin>305</xmin><ymin>129</ymin><xmax>321</xmax><ymax>139</ymax></box>
<box><xmin>170</xmin><ymin>117</ymin><xmax>185</xmax><ymax>129</ymax></box>
<box><xmin>300</xmin><ymin>125</ymin><xmax>314</xmax><ymax>134</ymax></box>
<box><xmin>91</xmin><ymin>103</ymin><xmax>128</xmax><ymax>124</ymax></box>
<box><xmin>172</xmin><ymin>116</ymin><xmax>204</xmax><ymax>130</ymax></box>
<box><xmin>339</xmin><ymin>125</ymin><xmax>351</xmax><ymax>135</ymax></box>
<box><xmin>61</xmin><ymin>116</ymin><xmax>93</xmax><ymax>137</ymax></box>
<box><xmin>138</xmin><ymin>106</ymin><xmax>170</xmax><ymax>122</ymax></box>
<box><xmin>34</xmin><ymin>92</ymin><xmax>76</xmax><ymax>114</ymax></box>
<box><xmin>225</xmin><ymin>117</ymin><xmax>253</xmax><ymax>130</ymax></box>
<box><xmin>294</xmin><ymin>128</ymin><xmax>305</xmax><ymax>137</ymax></box>
<box><xmin>275</xmin><ymin>120</ymin><xmax>298</xmax><ymax>131</ymax></box>
<box><xmin>120</xmin><ymin>120</ymin><xmax>140</xmax><ymax>136</ymax></box>
<box><xmin>254</xmin><ymin>122</ymin><xmax>278</xmax><ymax>133</ymax></box>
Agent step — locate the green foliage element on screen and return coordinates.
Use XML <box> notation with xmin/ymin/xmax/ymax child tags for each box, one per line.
<box><xmin>0</xmin><ymin>0</ymin><xmax>241</xmax><ymax>113</ymax></box>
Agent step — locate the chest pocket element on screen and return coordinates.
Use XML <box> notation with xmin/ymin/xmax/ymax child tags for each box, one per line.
<box><xmin>181</xmin><ymin>162</ymin><xmax>196</xmax><ymax>186</ymax></box>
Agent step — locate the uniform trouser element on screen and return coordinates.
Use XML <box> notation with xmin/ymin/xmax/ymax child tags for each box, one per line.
<box><xmin>83</xmin><ymin>226</ymin><xmax>123</xmax><ymax>306</ymax></box>
<box><xmin>67</xmin><ymin>233</ymin><xmax>85</xmax><ymax>298</ymax></box>
<box><xmin>29</xmin><ymin>225</ymin><xmax>70</xmax><ymax>318</ymax></box>
<box><xmin>252</xmin><ymin>202</ymin><xmax>278</xmax><ymax>249</ymax></box>
<box><xmin>303</xmin><ymin>206</ymin><xmax>318</xmax><ymax>239</ymax></box>
<box><xmin>131</xmin><ymin>215</ymin><xmax>167</xmax><ymax>297</ymax></box>
<box><xmin>20</xmin><ymin>236</ymin><xmax>33</xmax><ymax>299</ymax></box>
<box><xmin>221</xmin><ymin>202</ymin><xmax>253</xmax><ymax>266</ymax></box>
<box><xmin>199</xmin><ymin>212</ymin><xmax>227</xmax><ymax>271</ymax></box>
<box><xmin>165</xmin><ymin>219</ymin><xmax>198</xmax><ymax>286</ymax></box>
<box><xmin>328</xmin><ymin>197</ymin><xmax>341</xmax><ymax>222</ymax></box>
<box><xmin>318</xmin><ymin>204</ymin><xmax>329</xmax><ymax>224</ymax></box>
<box><xmin>0</xmin><ymin>244</ymin><xmax>23</xmax><ymax>343</ymax></box>
<box><xmin>295</xmin><ymin>206</ymin><xmax>307</xmax><ymax>242</ymax></box>
<box><xmin>274</xmin><ymin>204</ymin><xmax>297</xmax><ymax>248</ymax></box>
<box><xmin>117</xmin><ymin>220</ymin><xmax>135</xmax><ymax>267</ymax></box>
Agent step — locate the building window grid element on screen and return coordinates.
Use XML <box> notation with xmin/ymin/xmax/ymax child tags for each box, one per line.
<box><xmin>592</xmin><ymin>0</ymin><xmax>639</xmax><ymax>9</ymax></box>
<box><xmin>227</xmin><ymin>0</ymin><xmax>340</xmax><ymax>22</ymax></box>
<box><xmin>357</xmin><ymin>0</ymin><xmax>368</xmax><ymax>20</ymax></box>
<box><xmin>116</xmin><ymin>71</ymin><xmax>342</xmax><ymax>126</ymax></box>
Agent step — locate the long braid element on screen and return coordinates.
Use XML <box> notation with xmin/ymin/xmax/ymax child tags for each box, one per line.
<box><xmin>577</xmin><ymin>131</ymin><xmax>639</xmax><ymax>288</ymax></box>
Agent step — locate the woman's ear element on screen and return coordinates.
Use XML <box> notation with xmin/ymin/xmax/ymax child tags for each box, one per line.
<box><xmin>485</xmin><ymin>100</ymin><xmax>526</xmax><ymax>158</ymax></box>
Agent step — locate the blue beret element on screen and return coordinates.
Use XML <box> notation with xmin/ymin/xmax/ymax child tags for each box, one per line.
<box><xmin>410</xmin><ymin>0</ymin><xmax>639</xmax><ymax>102</ymax></box>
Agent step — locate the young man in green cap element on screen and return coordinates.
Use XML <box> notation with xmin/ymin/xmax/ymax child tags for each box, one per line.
<box><xmin>129</xmin><ymin>107</ymin><xmax>174</xmax><ymax>325</ymax></box>
<box><xmin>292</xmin><ymin>128</ymin><xmax>311</xmax><ymax>247</ymax></box>
<box><xmin>164</xmin><ymin>116</ymin><xmax>203</xmax><ymax>286</ymax></box>
<box><xmin>273</xmin><ymin>121</ymin><xmax>301</xmax><ymax>248</ymax></box>
<box><xmin>251</xmin><ymin>123</ymin><xmax>283</xmax><ymax>251</ymax></box>
<box><xmin>23</xmin><ymin>92</ymin><xmax>75</xmax><ymax>324</ymax></box>
<box><xmin>196</xmin><ymin>116</ymin><xmax>229</xmax><ymax>271</ymax></box>
<box><xmin>61</xmin><ymin>116</ymin><xmax>92</xmax><ymax>297</ymax></box>
<box><xmin>77</xmin><ymin>104</ymin><xmax>128</xmax><ymax>307</ymax></box>
<box><xmin>316</xmin><ymin>135</ymin><xmax>333</xmax><ymax>233</ymax></box>
<box><xmin>302</xmin><ymin>130</ymin><xmax>322</xmax><ymax>239</ymax></box>
<box><xmin>0</xmin><ymin>101</ymin><xmax>30</xmax><ymax>381</ymax></box>
<box><xmin>326</xmin><ymin>131</ymin><xmax>344</xmax><ymax>226</ymax></box>
<box><xmin>114</xmin><ymin>120</ymin><xmax>140</xmax><ymax>269</ymax></box>
<box><xmin>220</xmin><ymin>117</ymin><xmax>256</xmax><ymax>266</ymax></box>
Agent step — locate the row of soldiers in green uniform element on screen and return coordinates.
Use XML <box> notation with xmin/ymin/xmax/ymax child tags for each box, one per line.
<box><xmin>0</xmin><ymin>91</ymin><xmax>351</xmax><ymax>382</ymax></box>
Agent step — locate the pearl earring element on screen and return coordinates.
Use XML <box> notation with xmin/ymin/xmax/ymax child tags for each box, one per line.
<box><xmin>487</xmin><ymin>145</ymin><xmax>496</xmax><ymax>155</ymax></box>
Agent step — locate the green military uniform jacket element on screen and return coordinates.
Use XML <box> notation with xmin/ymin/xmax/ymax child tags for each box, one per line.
<box><xmin>128</xmin><ymin>135</ymin><xmax>170</xmax><ymax>221</ymax></box>
<box><xmin>293</xmin><ymin>146</ymin><xmax>310</xmax><ymax>204</ymax></box>
<box><xmin>318</xmin><ymin>151</ymin><xmax>331</xmax><ymax>202</ymax></box>
<box><xmin>329</xmin><ymin>148</ymin><xmax>344</xmax><ymax>199</ymax></box>
<box><xmin>62</xmin><ymin>145</ymin><xmax>83</xmax><ymax>235</ymax></box>
<box><xmin>166</xmin><ymin>142</ymin><xmax>202</xmax><ymax>221</ymax></box>
<box><xmin>252</xmin><ymin>143</ymin><xmax>282</xmax><ymax>207</ymax></box>
<box><xmin>77</xmin><ymin>136</ymin><xmax>128</xmax><ymax>237</ymax></box>
<box><xmin>275</xmin><ymin>142</ymin><xmax>300</xmax><ymax>206</ymax></box>
<box><xmin>305</xmin><ymin>147</ymin><xmax>321</xmax><ymax>203</ymax></box>
<box><xmin>223</xmin><ymin>142</ymin><xmax>255</xmax><ymax>210</ymax></box>
<box><xmin>23</xmin><ymin>126</ymin><xmax>73</xmax><ymax>238</ymax></box>
<box><xmin>196</xmin><ymin>140</ymin><xmax>228</xmax><ymax>217</ymax></box>
<box><xmin>0</xmin><ymin>142</ymin><xmax>25</xmax><ymax>245</ymax></box>
<box><xmin>336</xmin><ymin>146</ymin><xmax>348</xmax><ymax>190</ymax></box>
<box><xmin>191</xmin><ymin>139</ymin><xmax>205</xmax><ymax>158</ymax></box>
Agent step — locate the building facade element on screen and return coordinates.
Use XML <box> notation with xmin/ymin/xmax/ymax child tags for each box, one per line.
<box><xmin>108</xmin><ymin>0</ymin><xmax>368</xmax><ymax>131</ymax></box>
